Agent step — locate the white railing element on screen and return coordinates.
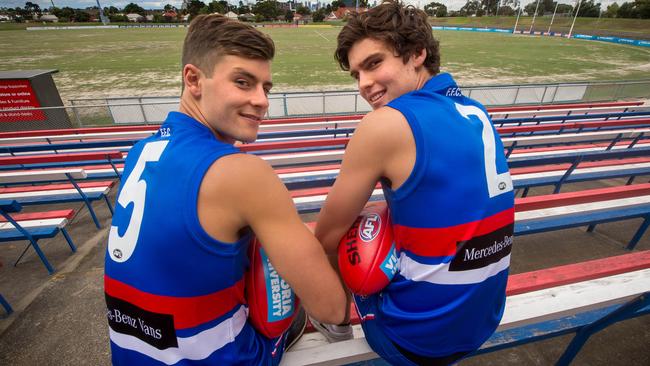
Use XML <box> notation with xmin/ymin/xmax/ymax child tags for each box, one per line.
<box><xmin>1</xmin><ymin>79</ymin><xmax>647</xmax><ymax>130</ymax></box>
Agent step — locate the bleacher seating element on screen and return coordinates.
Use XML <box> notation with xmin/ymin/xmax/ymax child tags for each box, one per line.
<box><xmin>1</xmin><ymin>99</ymin><xmax>648</xmax><ymax>362</ymax></box>
<box><xmin>278</xmin><ymin>103</ymin><xmax>650</xmax><ymax>364</ymax></box>
<box><xmin>0</xmin><ymin>293</ymin><xmax>11</xmax><ymax>317</ymax></box>
<box><xmin>281</xmin><ymin>251</ymin><xmax>650</xmax><ymax>366</ymax></box>
<box><xmin>0</xmin><ymin>200</ymin><xmax>77</xmax><ymax>274</ymax></box>
<box><xmin>0</xmin><ymin>168</ymin><xmax>116</xmax><ymax>229</ymax></box>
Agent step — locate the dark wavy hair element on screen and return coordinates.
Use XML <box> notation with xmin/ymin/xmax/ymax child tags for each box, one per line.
<box><xmin>182</xmin><ymin>14</ymin><xmax>275</xmax><ymax>75</ymax></box>
<box><xmin>335</xmin><ymin>0</ymin><xmax>440</xmax><ymax>75</ymax></box>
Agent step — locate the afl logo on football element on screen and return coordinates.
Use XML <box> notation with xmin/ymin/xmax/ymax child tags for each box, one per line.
<box><xmin>360</xmin><ymin>213</ymin><xmax>381</xmax><ymax>242</ymax></box>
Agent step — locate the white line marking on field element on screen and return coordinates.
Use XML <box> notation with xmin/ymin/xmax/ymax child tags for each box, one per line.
<box><xmin>314</xmin><ymin>31</ymin><xmax>330</xmax><ymax>42</ymax></box>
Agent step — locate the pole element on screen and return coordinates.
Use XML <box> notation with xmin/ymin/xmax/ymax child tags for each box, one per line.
<box><xmin>96</xmin><ymin>0</ymin><xmax>108</xmax><ymax>25</ymax></box>
<box><xmin>548</xmin><ymin>2</ymin><xmax>559</xmax><ymax>34</ymax></box>
<box><xmin>529</xmin><ymin>0</ymin><xmax>542</xmax><ymax>33</ymax></box>
<box><xmin>568</xmin><ymin>0</ymin><xmax>582</xmax><ymax>38</ymax></box>
<box><xmin>513</xmin><ymin>2</ymin><xmax>523</xmax><ymax>34</ymax></box>
<box><xmin>496</xmin><ymin>0</ymin><xmax>500</xmax><ymax>17</ymax></box>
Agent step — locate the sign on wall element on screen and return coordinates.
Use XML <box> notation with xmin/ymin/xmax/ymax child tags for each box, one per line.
<box><xmin>0</xmin><ymin>79</ymin><xmax>46</xmax><ymax>122</ymax></box>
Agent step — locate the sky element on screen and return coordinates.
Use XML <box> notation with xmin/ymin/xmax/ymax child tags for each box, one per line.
<box><xmin>1</xmin><ymin>0</ymin><xmax>619</xmax><ymax>12</ymax></box>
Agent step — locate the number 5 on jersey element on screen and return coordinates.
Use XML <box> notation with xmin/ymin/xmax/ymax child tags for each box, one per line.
<box><xmin>108</xmin><ymin>141</ymin><xmax>169</xmax><ymax>263</ymax></box>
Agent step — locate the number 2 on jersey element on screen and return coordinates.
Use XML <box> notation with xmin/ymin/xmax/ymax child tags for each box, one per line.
<box><xmin>455</xmin><ymin>103</ymin><xmax>513</xmax><ymax>198</ymax></box>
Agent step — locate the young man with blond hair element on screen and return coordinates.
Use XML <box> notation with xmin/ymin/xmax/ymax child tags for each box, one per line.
<box><xmin>314</xmin><ymin>2</ymin><xmax>515</xmax><ymax>365</ymax></box>
<box><xmin>104</xmin><ymin>14</ymin><xmax>346</xmax><ymax>365</ymax></box>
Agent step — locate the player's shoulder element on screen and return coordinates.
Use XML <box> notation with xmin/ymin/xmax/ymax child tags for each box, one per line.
<box><xmin>363</xmin><ymin>105</ymin><xmax>406</xmax><ymax>125</ymax></box>
<box><xmin>353</xmin><ymin>106</ymin><xmax>410</xmax><ymax>149</ymax></box>
<box><xmin>203</xmin><ymin>152</ymin><xmax>278</xmax><ymax>190</ymax></box>
<box><xmin>356</xmin><ymin>106</ymin><xmax>407</xmax><ymax>135</ymax></box>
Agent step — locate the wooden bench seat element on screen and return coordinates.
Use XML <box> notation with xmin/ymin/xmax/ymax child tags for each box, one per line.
<box><xmin>294</xmin><ymin>183</ymin><xmax>650</xmax><ymax>249</ymax></box>
<box><xmin>0</xmin><ymin>167</ymin><xmax>115</xmax><ymax>229</ymax></box>
<box><xmin>0</xmin><ymin>151</ymin><xmax>124</xmax><ymax>174</ymax></box>
<box><xmin>281</xmin><ymin>251</ymin><xmax>650</xmax><ymax>365</ymax></box>
<box><xmin>0</xmin><ymin>200</ymin><xmax>77</xmax><ymax>274</ymax></box>
<box><xmin>0</xmin><ymin>293</ymin><xmax>12</xmax><ymax>317</ymax></box>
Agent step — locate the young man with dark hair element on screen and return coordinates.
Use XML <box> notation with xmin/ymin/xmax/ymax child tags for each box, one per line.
<box><xmin>104</xmin><ymin>14</ymin><xmax>346</xmax><ymax>365</ymax></box>
<box><xmin>314</xmin><ymin>1</ymin><xmax>515</xmax><ymax>365</ymax></box>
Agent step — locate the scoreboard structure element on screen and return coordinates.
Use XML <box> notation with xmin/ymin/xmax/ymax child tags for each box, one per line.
<box><xmin>0</xmin><ymin>69</ymin><xmax>71</xmax><ymax>132</ymax></box>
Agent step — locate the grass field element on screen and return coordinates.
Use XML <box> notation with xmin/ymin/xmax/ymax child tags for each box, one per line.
<box><xmin>430</xmin><ymin>16</ymin><xmax>650</xmax><ymax>39</ymax></box>
<box><xmin>1</xmin><ymin>23</ymin><xmax>649</xmax><ymax>101</ymax></box>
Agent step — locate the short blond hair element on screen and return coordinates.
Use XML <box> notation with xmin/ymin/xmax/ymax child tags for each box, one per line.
<box><xmin>182</xmin><ymin>14</ymin><xmax>275</xmax><ymax>75</ymax></box>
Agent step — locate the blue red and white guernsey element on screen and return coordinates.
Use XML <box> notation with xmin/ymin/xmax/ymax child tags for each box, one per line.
<box><xmin>104</xmin><ymin>112</ymin><xmax>284</xmax><ymax>365</ymax></box>
<box><xmin>379</xmin><ymin>73</ymin><xmax>515</xmax><ymax>357</ymax></box>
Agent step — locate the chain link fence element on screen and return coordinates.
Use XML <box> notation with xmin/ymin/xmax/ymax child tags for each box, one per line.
<box><xmin>2</xmin><ymin>79</ymin><xmax>648</xmax><ymax>129</ymax></box>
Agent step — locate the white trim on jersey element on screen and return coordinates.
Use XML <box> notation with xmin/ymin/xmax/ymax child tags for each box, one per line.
<box><xmin>109</xmin><ymin>305</ymin><xmax>248</xmax><ymax>365</ymax></box>
<box><xmin>398</xmin><ymin>252</ymin><xmax>511</xmax><ymax>286</ymax></box>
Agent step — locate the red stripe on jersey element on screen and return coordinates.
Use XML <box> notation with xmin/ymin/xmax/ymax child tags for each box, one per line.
<box><xmin>104</xmin><ymin>275</ymin><xmax>245</xmax><ymax>330</ymax></box>
<box><xmin>394</xmin><ymin>208</ymin><xmax>514</xmax><ymax>257</ymax></box>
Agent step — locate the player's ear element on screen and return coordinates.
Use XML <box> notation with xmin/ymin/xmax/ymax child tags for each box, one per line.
<box><xmin>412</xmin><ymin>48</ymin><xmax>427</xmax><ymax>68</ymax></box>
<box><xmin>183</xmin><ymin>64</ymin><xmax>203</xmax><ymax>98</ymax></box>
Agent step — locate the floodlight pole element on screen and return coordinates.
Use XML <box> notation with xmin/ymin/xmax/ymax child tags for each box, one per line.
<box><xmin>496</xmin><ymin>0</ymin><xmax>500</xmax><ymax>17</ymax></box>
<box><xmin>568</xmin><ymin>0</ymin><xmax>582</xmax><ymax>39</ymax></box>
<box><xmin>529</xmin><ymin>0</ymin><xmax>541</xmax><ymax>33</ymax></box>
<box><xmin>547</xmin><ymin>2</ymin><xmax>559</xmax><ymax>34</ymax></box>
<box><xmin>513</xmin><ymin>2</ymin><xmax>523</xmax><ymax>34</ymax></box>
<box><xmin>96</xmin><ymin>0</ymin><xmax>109</xmax><ymax>25</ymax></box>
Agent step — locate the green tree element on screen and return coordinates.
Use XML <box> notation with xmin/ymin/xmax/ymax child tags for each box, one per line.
<box><xmin>103</xmin><ymin>6</ymin><xmax>120</xmax><ymax>15</ymax></box>
<box><xmin>123</xmin><ymin>2</ymin><xmax>145</xmax><ymax>15</ymax></box>
<box><xmin>186</xmin><ymin>0</ymin><xmax>207</xmax><ymax>17</ymax></box>
<box><xmin>459</xmin><ymin>0</ymin><xmax>481</xmax><ymax>15</ymax></box>
<box><xmin>74</xmin><ymin>9</ymin><xmax>90</xmax><ymax>22</ymax></box>
<box><xmin>556</xmin><ymin>3</ymin><xmax>574</xmax><ymax>13</ymax></box>
<box><xmin>636</xmin><ymin>0</ymin><xmax>650</xmax><ymax>18</ymax></box>
<box><xmin>498</xmin><ymin>5</ymin><xmax>517</xmax><ymax>15</ymax></box>
<box><xmin>576</xmin><ymin>0</ymin><xmax>602</xmax><ymax>17</ymax></box>
<box><xmin>164</xmin><ymin>4</ymin><xmax>175</xmax><ymax>12</ymax></box>
<box><xmin>296</xmin><ymin>4</ymin><xmax>311</xmax><ymax>15</ymax></box>
<box><xmin>55</xmin><ymin>6</ymin><xmax>75</xmax><ymax>21</ymax></box>
<box><xmin>424</xmin><ymin>2</ymin><xmax>447</xmax><ymax>17</ymax></box>
<box><xmin>252</xmin><ymin>0</ymin><xmax>281</xmax><ymax>21</ymax></box>
<box><xmin>481</xmin><ymin>0</ymin><xmax>497</xmax><ymax>14</ymax></box>
<box><xmin>285</xmin><ymin>8</ymin><xmax>294</xmax><ymax>21</ymax></box>
<box><xmin>542</xmin><ymin>0</ymin><xmax>555</xmax><ymax>12</ymax></box>
<box><xmin>312</xmin><ymin>8</ymin><xmax>327</xmax><ymax>22</ymax></box>
<box><xmin>24</xmin><ymin>1</ymin><xmax>41</xmax><ymax>19</ymax></box>
<box><xmin>13</xmin><ymin>7</ymin><xmax>28</xmax><ymax>22</ymax></box>
<box><xmin>107</xmin><ymin>13</ymin><xmax>126</xmax><ymax>22</ymax></box>
<box><xmin>604</xmin><ymin>2</ymin><xmax>619</xmax><ymax>17</ymax></box>
<box><xmin>617</xmin><ymin>1</ymin><xmax>638</xmax><ymax>17</ymax></box>
<box><xmin>524</xmin><ymin>1</ymin><xmax>544</xmax><ymax>16</ymax></box>
<box><xmin>208</xmin><ymin>0</ymin><xmax>230</xmax><ymax>13</ymax></box>
<box><xmin>238</xmin><ymin>1</ymin><xmax>251</xmax><ymax>14</ymax></box>
<box><xmin>331</xmin><ymin>0</ymin><xmax>345</xmax><ymax>11</ymax></box>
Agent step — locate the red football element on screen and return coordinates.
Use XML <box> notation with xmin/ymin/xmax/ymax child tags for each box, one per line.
<box><xmin>338</xmin><ymin>202</ymin><xmax>398</xmax><ymax>296</ymax></box>
<box><xmin>245</xmin><ymin>237</ymin><xmax>299</xmax><ymax>339</ymax></box>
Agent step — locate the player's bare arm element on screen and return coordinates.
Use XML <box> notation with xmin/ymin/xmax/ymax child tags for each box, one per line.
<box><xmin>198</xmin><ymin>153</ymin><xmax>347</xmax><ymax>325</ymax></box>
<box><xmin>315</xmin><ymin>107</ymin><xmax>415</xmax><ymax>255</ymax></box>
